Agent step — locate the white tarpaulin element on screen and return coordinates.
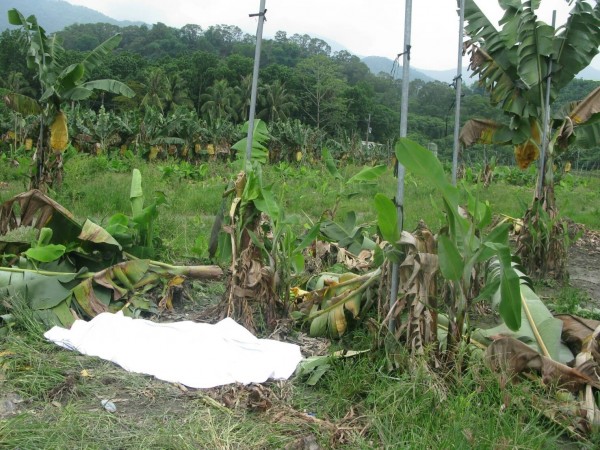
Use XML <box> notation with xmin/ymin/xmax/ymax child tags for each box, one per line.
<box><xmin>44</xmin><ymin>312</ymin><xmax>303</xmax><ymax>389</ymax></box>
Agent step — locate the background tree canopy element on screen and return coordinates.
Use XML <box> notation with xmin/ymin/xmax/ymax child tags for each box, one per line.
<box><xmin>1</xmin><ymin>17</ymin><xmax>599</xmax><ymax>167</ymax></box>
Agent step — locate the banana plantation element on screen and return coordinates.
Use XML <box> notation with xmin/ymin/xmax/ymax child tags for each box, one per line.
<box><xmin>2</xmin><ymin>1</ymin><xmax>600</xmax><ymax>448</ymax></box>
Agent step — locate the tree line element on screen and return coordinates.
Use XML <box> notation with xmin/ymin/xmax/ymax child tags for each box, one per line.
<box><xmin>1</xmin><ymin>20</ymin><xmax>599</xmax><ymax>166</ymax></box>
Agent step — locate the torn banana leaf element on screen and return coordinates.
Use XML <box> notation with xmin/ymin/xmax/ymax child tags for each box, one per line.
<box><xmin>0</xmin><ymin>190</ymin><xmax>82</xmax><ymax>249</ymax></box>
<box><xmin>296</xmin><ymin>270</ymin><xmax>379</xmax><ymax>339</ymax></box>
<box><xmin>473</xmin><ymin>284</ymin><xmax>573</xmax><ymax>363</ymax></box>
<box><xmin>0</xmin><ymin>260</ymin><xmax>223</xmax><ymax>328</ymax></box>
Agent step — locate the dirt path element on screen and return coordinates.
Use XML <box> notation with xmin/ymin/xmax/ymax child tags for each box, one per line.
<box><xmin>568</xmin><ymin>229</ymin><xmax>600</xmax><ymax>304</ymax></box>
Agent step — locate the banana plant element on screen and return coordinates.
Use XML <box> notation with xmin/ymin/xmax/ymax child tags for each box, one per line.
<box><xmin>389</xmin><ymin>138</ymin><xmax>522</xmax><ymax>351</ymax></box>
<box><xmin>3</xmin><ymin>9</ymin><xmax>135</xmax><ymax>191</ymax></box>
<box><xmin>459</xmin><ymin>0</ymin><xmax>600</xmax><ymax>278</ymax></box>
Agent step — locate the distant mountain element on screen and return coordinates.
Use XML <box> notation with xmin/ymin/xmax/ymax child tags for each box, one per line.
<box><xmin>417</xmin><ymin>68</ymin><xmax>472</xmax><ymax>84</ymax></box>
<box><xmin>361</xmin><ymin>56</ymin><xmax>434</xmax><ymax>82</ymax></box>
<box><xmin>0</xmin><ymin>0</ymin><xmax>143</xmax><ymax>33</ymax></box>
<box><xmin>363</xmin><ymin>54</ymin><xmax>600</xmax><ymax>83</ymax></box>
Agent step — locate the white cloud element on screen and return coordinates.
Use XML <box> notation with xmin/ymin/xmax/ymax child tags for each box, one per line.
<box><xmin>66</xmin><ymin>0</ymin><xmax>599</xmax><ymax>70</ymax></box>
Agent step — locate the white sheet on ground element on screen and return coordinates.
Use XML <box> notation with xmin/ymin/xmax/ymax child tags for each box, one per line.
<box><xmin>44</xmin><ymin>312</ymin><xmax>303</xmax><ymax>389</ymax></box>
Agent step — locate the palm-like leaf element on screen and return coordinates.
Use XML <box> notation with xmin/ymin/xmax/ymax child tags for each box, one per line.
<box><xmin>463</xmin><ymin>0</ymin><xmax>600</xmax><ymax>150</ymax></box>
<box><xmin>464</xmin><ymin>0</ymin><xmax>518</xmax><ymax>109</ymax></box>
<box><xmin>3</xmin><ymin>93</ymin><xmax>41</xmax><ymax>115</ymax></box>
<box><xmin>81</xmin><ymin>34</ymin><xmax>123</xmax><ymax>75</ymax></box>
<box><xmin>557</xmin><ymin>86</ymin><xmax>600</xmax><ymax>149</ymax></box>
<box><xmin>79</xmin><ymin>80</ymin><xmax>135</xmax><ymax>98</ymax></box>
<box><xmin>553</xmin><ymin>2</ymin><xmax>600</xmax><ymax>92</ymax></box>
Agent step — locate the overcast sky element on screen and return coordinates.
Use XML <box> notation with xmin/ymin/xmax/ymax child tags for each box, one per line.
<box><xmin>66</xmin><ymin>0</ymin><xmax>600</xmax><ymax>70</ymax></box>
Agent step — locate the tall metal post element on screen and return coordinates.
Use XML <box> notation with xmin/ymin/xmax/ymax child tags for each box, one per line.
<box><xmin>245</xmin><ymin>0</ymin><xmax>267</xmax><ymax>167</ymax></box>
<box><xmin>537</xmin><ymin>11</ymin><xmax>556</xmax><ymax>198</ymax></box>
<box><xmin>390</xmin><ymin>0</ymin><xmax>412</xmax><ymax>332</ymax></box>
<box><xmin>452</xmin><ymin>0</ymin><xmax>465</xmax><ymax>186</ymax></box>
<box><xmin>366</xmin><ymin>113</ymin><xmax>371</xmax><ymax>147</ymax></box>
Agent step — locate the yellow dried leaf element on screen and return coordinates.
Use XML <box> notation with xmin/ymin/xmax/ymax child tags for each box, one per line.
<box><xmin>514</xmin><ymin>140</ymin><xmax>539</xmax><ymax>169</ymax></box>
<box><xmin>207</xmin><ymin>144</ymin><xmax>215</xmax><ymax>155</ymax></box>
<box><xmin>194</xmin><ymin>143</ymin><xmax>201</xmax><ymax>154</ymax></box>
<box><xmin>291</xmin><ymin>286</ymin><xmax>310</xmax><ymax>298</ymax></box>
<box><xmin>80</xmin><ymin>369</ymin><xmax>93</xmax><ymax>377</ymax></box>
<box><xmin>0</xmin><ymin>350</ymin><xmax>15</xmax><ymax>358</ymax></box>
<box><xmin>25</xmin><ymin>138</ymin><xmax>33</xmax><ymax>150</ymax></box>
<box><xmin>149</xmin><ymin>146</ymin><xmax>159</xmax><ymax>160</ymax></box>
<box><xmin>332</xmin><ymin>306</ymin><xmax>347</xmax><ymax>337</ymax></box>
<box><xmin>168</xmin><ymin>275</ymin><xmax>185</xmax><ymax>287</ymax></box>
<box><xmin>50</xmin><ymin>111</ymin><xmax>69</xmax><ymax>153</ymax></box>
<box><xmin>296</xmin><ymin>151</ymin><xmax>303</xmax><ymax>161</ymax></box>
<box><xmin>530</xmin><ymin>120</ymin><xmax>541</xmax><ymax>144</ymax></box>
<box><xmin>564</xmin><ymin>161</ymin><xmax>572</xmax><ymax>173</ymax></box>
<box><xmin>479</xmin><ymin>127</ymin><xmax>494</xmax><ymax>144</ymax></box>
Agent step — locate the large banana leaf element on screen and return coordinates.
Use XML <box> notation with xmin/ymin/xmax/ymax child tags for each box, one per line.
<box><xmin>66</xmin><ymin>80</ymin><xmax>135</xmax><ymax>99</ymax></box>
<box><xmin>515</xmin><ymin>6</ymin><xmax>554</xmax><ymax>105</ymax></box>
<box><xmin>1</xmin><ymin>258</ymin><xmax>222</xmax><ymax>328</ymax></box>
<box><xmin>557</xmin><ymin>86</ymin><xmax>600</xmax><ymax>149</ymax></box>
<box><xmin>233</xmin><ymin>119</ymin><xmax>270</xmax><ymax>164</ymax></box>
<box><xmin>56</xmin><ymin>63</ymin><xmax>85</xmax><ymax>94</ymax></box>
<box><xmin>553</xmin><ymin>1</ymin><xmax>600</xmax><ymax>92</ymax></box>
<box><xmin>464</xmin><ymin>0</ymin><xmax>518</xmax><ymax>109</ymax></box>
<box><xmin>0</xmin><ymin>268</ymin><xmax>83</xmax><ymax>327</ymax></box>
<box><xmin>7</xmin><ymin>9</ymin><xmax>49</xmax><ymax>69</ymax></box>
<box><xmin>81</xmin><ymin>34</ymin><xmax>123</xmax><ymax>74</ymax></box>
<box><xmin>474</xmin><ymin>283</ymin><xmax>573</xmax><ymax>363</ymax></box>
<box><xmin>2</xmin><ymin>93</ymin><xmax>41</xmax><ymax>115</ymax></box>
<box><xmin>0</xmin><ymin>190</ymin><xmax>82</xmax><ymax>249</ymax></box>
<box><xmin>297</xmin><ymin>271</ymin><xmax>378</xmax><ymax>339</ymax></box>
<box><xmin>463</xmin><ymin>0</ymin><xmax>600</xmax><ymax>147</ymax></box>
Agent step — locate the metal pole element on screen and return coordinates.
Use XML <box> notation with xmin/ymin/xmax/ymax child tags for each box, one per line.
<box><xmin>390</xmin><ymin>0</ymin><xmax>412</xmax><ymax>332</ymax></box>
<box><xmin>451</xmin><ymin>0</ymin><xmax>465</xmax><ymax>186</ymax></box>
<box><xmin>245</xmin><ymin>0</ymin><xmax>267</xmax><ymax>167</ymax></box>
<box><xmin>537</xmin><ymin>10</ymin><xmax>556</xmax><ymax>198</ymax></box>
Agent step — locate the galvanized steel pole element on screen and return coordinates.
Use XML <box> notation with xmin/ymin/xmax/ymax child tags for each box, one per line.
<box><xmin>537</xmin><ymin>11</ymin><xmax>556</xmax><ymax>198</ymax></box>
<box><xmin>390</xmin><ymin>0</ymin><xmax>412</xmax><ymax>332</ymax></box>
<box><xmin>245</xmin><ymin>0</ymin><xmax>267</xmax><ymax>167</ymax></box>
<box><xmin>452</xmin><ymin>0</ymin><xmax>465</xmax><ymax>186</ymax></box>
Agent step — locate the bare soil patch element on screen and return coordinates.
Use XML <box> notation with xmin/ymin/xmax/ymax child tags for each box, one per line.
<box><xmin>568</xmin><ymin>228</ymin><xmax>600</xmax><ymax>304</ymax></box>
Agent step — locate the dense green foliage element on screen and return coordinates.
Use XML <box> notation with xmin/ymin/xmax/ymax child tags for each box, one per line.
<box><xmin>1</xmin><ymin>3</ymin><xmax>600</xmax><ymax>176</ymax></box>
<box><xmin>2</xmin><ymin>17</ymin><xmax>598</xmax><ymax>167</ymax></box>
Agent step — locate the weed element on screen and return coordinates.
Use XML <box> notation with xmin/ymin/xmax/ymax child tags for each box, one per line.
<box><xmin>548</xmin><ymin>286</ymin><xmax>600</xmax><ymax>320</ymax></box>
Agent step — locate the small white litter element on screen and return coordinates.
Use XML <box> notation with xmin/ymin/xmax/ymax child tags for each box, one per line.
<box><xmin>44</xmin><ymin>312</ymin><xmax>303</xmax><ymax>389</ymax></box>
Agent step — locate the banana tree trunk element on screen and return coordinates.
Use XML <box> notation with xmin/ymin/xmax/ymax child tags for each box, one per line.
<box><xmin>517</xmin><ymin>152</ymin><xmax>566</xmax><ymax>280</ymax></box>
<box><xmin>29</xmin><ymin>118</ymin><xmax>64</xmax><ymax>193</ymax></box>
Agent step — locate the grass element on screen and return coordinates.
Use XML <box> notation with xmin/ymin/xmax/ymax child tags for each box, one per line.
<box><xmin>0</xmin><ymin>321</ymin><xmax>573</xmax><ymax>448</ymax></box>
<box><xmin>2</xmin><ymin>154</ymin><xmax>600</xmax><ymax>448</ymax></box>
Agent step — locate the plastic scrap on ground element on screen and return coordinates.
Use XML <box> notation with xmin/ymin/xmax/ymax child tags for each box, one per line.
<box><xmin>44</xmin><ymin>312</ymin><xmax>303</xmax><ymax>389</ymax></box>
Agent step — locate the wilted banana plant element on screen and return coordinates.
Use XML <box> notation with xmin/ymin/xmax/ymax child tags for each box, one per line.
<box><xmin>0</xmin><ymin>189</ymin><xmax>222</xmax><ymax>329</ymax></box>
<box><xmin>214</xmin><ymin>120</ymin><xmax>304</xmax><ymax>332</ymax></box>
<box><xmin>293</xmin><ymin>270</ymin><xmax>380</xmax><ymax>339</ymax></box>
<box><xmin>393</xmin><ymin>139</ymin><xmax>523</xmax><ymax>353</ymax></box>
<box><xmin>3</xmin><ymin>9</ymin><xmax>134</xmax><ymax>191</ymax></box>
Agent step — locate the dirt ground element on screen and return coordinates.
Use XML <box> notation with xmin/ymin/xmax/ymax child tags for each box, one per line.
<box><xmin>568</xmin><ymin>228</ymin><xmax>600</xmax><ymax>304</ymax></box>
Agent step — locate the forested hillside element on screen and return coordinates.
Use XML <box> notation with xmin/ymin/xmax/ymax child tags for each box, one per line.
<box><xmin>1</xmin><ymin>17</ymin><xmax>599</xmax><ymax>167</ymax></box>
<box><xmin>0</xmin><ymin>0</ymin><xmax>141</xmax><ymax>32</ymax></box>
